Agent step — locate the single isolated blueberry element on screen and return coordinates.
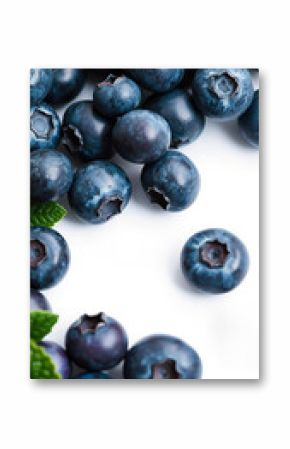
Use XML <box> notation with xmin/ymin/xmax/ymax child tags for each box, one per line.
<box><xmin>141</xmin><ymin>150</ymin><xmax>200</xmax><ymax>211</ymax></box>
<box><xmin>74</xmin><ymin>371</ymin><xmax>112</xmax><ymax>379</ymax></box>
<box><xmin>181</xmin><ymin>228</ymin><xmax>249</xmax><ymax>294</ymax></box>
<box><xmin>93</xmin><ymin>74</ymin><xmax>141</xmax><ymax>118</ymax></box>
<box><xmin>46</xmin><ymin>69</ymin><xmax>86</xmax><ymax>105</ymax></box>
<box><xmin>30</xmin><ymin>289</ymin><xmax>51</xmax><ymax>311</ymax></box>
<box><xmin>68</xmin><ymin>160</ymin><xmax>132</xmax><ymax>224</ymax></box>
<box><xmin>39</xmin><ymin>341</ymin><xmax>71</xmax><ymax>379</ymax></box>
<box><xmin>123</xmin><ymin>334</ymin><xmax>202</xmax><ymax>379</ymax></box>
<box><xmin>30</xmin><ymin>226</ymin><xmax>70</xmax><ymax>290</ymax></box>
<box><xmin>30</xmin><ymin>103</ymin><xmax>61</xmax><ymax>151</ymax></box>
<box><xmin>192</xmin><ymin>69</ymin><xmax>254</xmax><ymax>120</ymax></box>
<box><xmin>112</xmin><ymin>109</ymin><xmax>171</xmax><ymax>164</ymax></box>
<box><xmin>65</xmin><ymin>312</ymin><xmax>128</xmax><ymax>371</ymax></box>
<box><xmin>145</xmin><ymin>89</ymin><xmax>205</xmax><ymax>148</ymax></box>
<box><xmin>30</xmin><ymin>69</ymin><xmax>53</xmax><ymax>105</ymax></box>
<box><xmin>238</xmin><ymin>90</ymin><xmax>259</xmax><ymax>148</ymax></box>
<box><xmin>31</xmin><ymin>149</ymin><xmax>73</xmax><ymax>203</ymax></box>
<box><xmin>128</xmin><ymin>69</ymin><xmax>184</xmax><ymax>93</ymax></box>
<box><xmin>62</xmin><ymin>100</ymin><xmax>114</xmax><ymax>161</ymax></box>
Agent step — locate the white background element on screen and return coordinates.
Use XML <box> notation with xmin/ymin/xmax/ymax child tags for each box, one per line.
<box><xmin>1</xmin><ymin>1</ymin><xmax>289</xmax><ymax>448</ymax></box>
<box><xmin>48</xmin><ymin>72</ymin><xmax>259</xmax><ymax>379</ymax></box>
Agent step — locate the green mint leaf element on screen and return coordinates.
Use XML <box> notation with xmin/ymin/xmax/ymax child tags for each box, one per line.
<box><xmin>30</xmin><ymin>201</ymin><xmax>67</xmax><ymax>227</ymax></box>
<box><xmin>30</xmin><ymin>310</ymin><xmax>59</xmax><ymax>342</ymax></box>
<box><xmin>30</xmin><ymin>339</ymin><xmax>61</xmax><ymax>379</ymax></box>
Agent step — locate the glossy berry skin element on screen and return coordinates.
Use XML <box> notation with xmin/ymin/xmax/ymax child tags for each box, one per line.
<box><xmin>46</xmin><ymin>69</ymin><xmax>86</xmax><ymax>105</ymax></box>
<box><xmin>74</xmin><ymin>371</ymin><xmax>112</xmax><ymax>379</ymax></box>
<box><xmin>181</xmin><ymin>228</ymin><xmax>249</xmax><ymax>294</ymax></box>
<box><xmin>123</xmin><ymin>334</ymin><xmax>202</xmax><ymax>379</ymax></box>
<box><xmin>30</xmin><ymin>103</ymin><xmax>61</xmax><ymax>151</ymax></box>
<box><xmin>30</xmin><ymin>227</ymin><xmax>70</xmax><ymax>290</ymax></box>
<box><xmin>112</xmin><ymin>109</ymin><xmax>171</xmax><ymax>164</ymax></box>
<box><xmin>238</xmin><ymin>90</ymin><xmax>259</xmax><ymax>148</ymax></box>
<box><xmin>93</xmin><ymin>74</ymin><xmax>141</xmax><ymax>118</ymax></box>
<box><xmin>145</xmin><ymin>89</ymin><xmax>205</xmax><ymax>148</ymax></box>
<box><xmin>31</xmin><ymin>149</ymin><xmax>73</xmax><ymax>203</ymax></box>
<box><xmin>39</xmin><ymin>341</ymin><xmax>71</xmax><ymax>379</ymax></box>
<box><xmin>30</xmin><ymin>289</ymin><xmax>51</xmax><ymax>311</ymax></box>
<box><xmin>141</xmin><ymin>151</ymin><xmax>200</xmax><ymax>211</ymax></box>
<box><xmin>68</xmin><ymin>161</ymin><xmax>132</xmax><ymax>223</ymax></box>
<box><xmin>30</xmin><ymin>69</ymin><xmax>53</xmax><ymax>105</ymax></box>
<box><xmin>65</xmin><ymin>313</ymin><xmax>128</xmax><ymax>371</ymax></box>
<box><xmin>128</xmin><ymin>69</ymin><xmax>184</xmax><ymax>93</ymax></box>
<box><xmin>192</xmin><ymin>69</ymin><xmax>254</xmax><ymax>120</ymax></box>
<box><xmin>62</xmin><ymin>100</ymin><xmax>114</xmax><ymax>161</ymax></box>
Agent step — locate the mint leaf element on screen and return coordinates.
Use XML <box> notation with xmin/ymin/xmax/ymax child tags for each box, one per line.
<box><xmin>30</xmin><ymin>310</ymin><xmax>59</xmax><ymax>342</ymax></box>
<box><xmin>30</xmin><ymin>339</ymin><xmax>61</xmax><ymax>379</ymax></box>
<box><xmin>30</xmin><ymin>201</ymin><xmax>67</xmax><ymax>227</ymax></box>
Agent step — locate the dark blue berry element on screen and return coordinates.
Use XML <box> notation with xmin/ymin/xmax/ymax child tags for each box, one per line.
<box><xmin>62</xmin><ymin>100</ymin><xmax>114</xmax><ymax>161</ymax></box>
<box><xmin>123</xmin><ymin>334</ymin><xmax>202</xmax><ymax>379</ymax></box>
<box><xmin>238</xmin><ymin>90</ymin><xmax>259</xmax><ymax>147</ymax></box>
<box><xmin>74</xmin><ymin>371</ymin><xmax>112</xmax><ymax>379</ymax></box>
<box><xmin>30</xmin><ymin>289</ymin><xmax>51</xmax><ymax>311</ymax></box>
<box><xmin>30</xmin><ymin>69</ymin><xmax>53</xmax><ymax>105</ymax></box>
<box><xmin>65</xmin><ymin>313</ymin><xmax>128</xmax><ymax>371</ymax></box>
<box><xmin>30</xmin><ymin>227</ymin><xmax>70</xmax><ymax>290</ymax></box>
<box><xmin>39</xmin><ymin>341</ymin><xmax>71</xmax><ymax>379</ymax></box>
<box><xmin>112</xmin><ymin>109</ymin><xmax>171</xmax><ymax>164</ymax></box>
<box><xmin>192</xmin><ymin>69</ymin><xmax>254</xmax><ymax>120</ymax></box>
<box><xmin>93</xmin><ymin>74</ymin><xmax>141</xmax><ymax>117</ymax></box>
<box><xmin>46</xmin><ymin>69</ymin><xmax>86</xmax><ymax>105</ymax></box>
<box><xmin>31</xmin><ymin>149</ymin><xmax>73</xmax><ymax>203</ymax></box>
<box><xmin>145</xmin><ymin>89</ymin><xmax>205</xmax><ymax>148</ymax></box>
<box><xmin>30</xmin><ymin>103</ymin><xmax>61</xmax><ymax>151</ymax></box>
<box><xmin>128</xmin><ymin>69</ymin><xmax>184</xmax><ymax>93</ymax></box>
<box><xmin>181</xmin><ymin>228</ymin><xmax>249</xmax><ymax>294</ymax></box>
<box><xmin>68</xmin><ymin>161</ymin><xmax>132</xmax><ymax>224</ymax></box>
<box><xmin>141</xmin><ymin>150</ymin><xmax>200</xmax><ymax>211</ymax></box>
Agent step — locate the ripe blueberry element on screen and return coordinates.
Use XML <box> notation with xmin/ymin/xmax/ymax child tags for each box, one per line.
<box><xmin>30</xmin><ymin>289</ymin><xmax>51</xmax><ymax>311</ymax></box>
<box><xmin>39</xmin><ymin>341</ymin><xmax>71</xmax><ymax>379</ymax></box>
<box><xmin>46</xmin><ymin>69</ymin><xmax>86</xmax><ymax>105</ymax></box>
<box><xmin>128</xmin><ymin>69</ymin><xmax>184</xmax><ymax>93</ymax></box>
<box><xmin>30</xmin><ymin>69</ymin><xmax>53</xmax><ymax>105</ymax></box>
<box><xmin>30</xmin><ymin>103</ymin><xmax>61</xmax><ymax>151</ymax></box>
<box><xmin>238</xmin><ymin>90</ymin><xmax>259</xmax><ymax>148</ymax></box>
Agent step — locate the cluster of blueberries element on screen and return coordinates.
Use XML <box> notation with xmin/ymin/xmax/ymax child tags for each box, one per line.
<box><xmin>30</xmin><ymin>68</ymin><xmax>259</xmax><ymax>379</ymax></box>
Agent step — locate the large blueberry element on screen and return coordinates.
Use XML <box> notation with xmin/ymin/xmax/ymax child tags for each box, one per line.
<box><xmin>128</xmin><ymin>69</ymin><xmax>184</xmax><ymax>93</ymax></box>
<box><xmin>123</xmin><ymin>334</ymin><xmax>202</xmax><ymax>379</ymax></box>
<box><xmin>192</xmin><ymin>69</ymin><xmax>254</xmax><ymax>120</ymax></box>
<box><xmin>74</xmin><ymin>371</ymin><xmax>112</xmax><ymax>379</ymax></box>
<box><xmin>181</xmin><ymin>228</ymin><xmax>249</xmax><ymax>294</ymax></box>
<box><xmin>145</xmin><ymin>89</ymin><xmax>205</xmax><ymax>148</ymax></box>
<box><xmin>65</xmin><ymin>313</ymin><xmax>128</xmax><ymax>371</ymax></box>
<box><xmin>93</xmin><ymin>74</ymin><xmax>141</xmax><ymax>117</ymax></box>
<box><xmin>30</xmin><ymin>69</ymin><xmax>53</xmax><ymax>105</ymax></box>
<box><xmin>30</xmin><ymin>227</ymin><xmax>70</xmax><ymax>290</ymax></box>
<box><xmin>30</xmin><ymin>103</ymin><xmax>61</xmax><ymax>151</ymax></box>
<box><xmin>31</xmin><ymin>149</ymin><xmax>73</xmax><ymax>203</ymax></box>
<box><xmin>68</xmin><ymin>161</ymin><xmax>132</xmax><ymax>223</ymax></box>
<box><xmin>112</xmin><ymin>109</ymin><xmax>171</xmax><ymax>164</ymax></box>
<box><xmin>30</xmin><ymin>289</ymin><xmax>51</xmax><ymax>311</ymax></box>
<box><xmin>62</xmin><ymin>100</ymin><xmax>114</xmax><ymax>161</ymax></box>
<box><xmin>39</xmin><ymin>341</ymin><xmax>71</xmax><ymax>379</ymax></box>
<box><xmin>46</xmin><ymin>69</ymin><xmax>86</xmax><ymax>105</ymax></box>
<box><xmin>238</xmin><ymin>90</ymin><xmax>259</xmax><ymax>148</ymax></box>
<box><xmin>141</xmin><ymin>150</ymin><xmax>200</xmax><ymax>211</ymax></box>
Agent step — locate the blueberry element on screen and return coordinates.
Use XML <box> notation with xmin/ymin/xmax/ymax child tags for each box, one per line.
<box><xmin>238</xmin><ymin>90</ymin><xmax>259</xmax><ymax>148</ymax></box>
<box><xmin>39</xmin><ymin>341</ymin><xmax>71</xmax><ymax>379</ymax></box>
<box><xmin>30</xmin><ymin>227</ymin><xmax>70</xmax><ymax>290</ymax></box>
<box><xmin>128</xmin><ymin>69</ymin><xmax>184</xmax><ymax>93</ymax></box>
<box><xmin>112</xmin><ymin>109</ymin><xmax>171</xmax><ymax>164</ymax></box>
<box><xmin>30</xmin><ymin>103</ymin><xmax>61</xmax><ymax>151</ymax></box>
<box><xmin>62</xmin><ymin>100</ymin><xmax>114</xmax><ymax>161</ymax></box>
<box><xmin>74</xmin><ymin>371</ymin><xmax>112</xmax><ymax>379</ymax></box>
<box><xmin>192</xmin><ymin>69</ymin><xmax>254</xmax><ymax>120</ymax></box>
<box><xmin>181</xmin><ymin>228</ymin><xmax>249</xmax><ymax>294</ymax></box>
<box><xmin>141</xmin><ymin>150</ymin><xmax>200</xmax><ymax>211</ymax></box>
<box><xmin>65</xmin><ymin>313</ymin><xmax>128</xmax><ymax>371</ymax></box>
<box><xmin>30</xmin><ymin>69</ymin><xmax>53</xmax><ymax>105</ymax></box>
<box><xmin>31</xmin><ymin>149</ymin><xmax>73</xmax><ymax>203</ymax></box>
<box><xmin>68</xmin><ymin>161</ymin><xmax>132</xmax><ymax>223</ymax></box>
<box><xmin>46</xmin><ymin>69</ymin><xmax>86</xmax><ymax>105</ymax></box>
<box><xmin>123</xmin><ymin>334</ymin><xmax>202</xmax><ymax>379</ymax></box>
<box><xmin>145</xmin><ymin>89</ymin><xmax>205</xmax><ymax>148</ymax></box>
<box><xmin>93</xmin><ymin>74</ymin><xmax>141</xmax><ymax>117</ymax></box>
<box><xmin>30</xmin><ymin>289</ymin><xmax>51</xmax><ymax>311</ymax></box>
